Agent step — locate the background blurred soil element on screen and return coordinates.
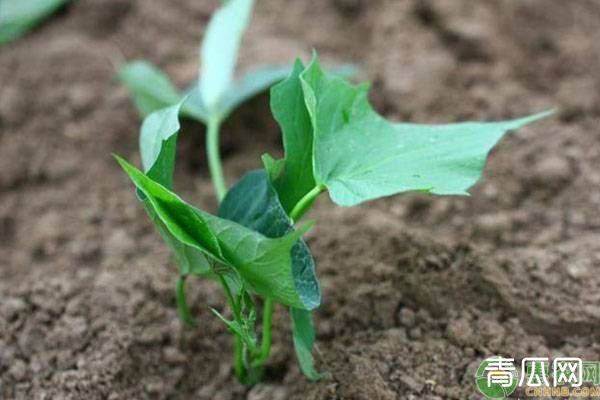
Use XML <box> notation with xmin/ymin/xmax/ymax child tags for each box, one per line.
<box><xmin>1</xmin><ymin>0</ymin><xmax>600</xmax><ymax>399</ymax></box>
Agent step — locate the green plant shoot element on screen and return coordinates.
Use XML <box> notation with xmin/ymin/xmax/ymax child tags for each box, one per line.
<box><xmin>118</xmin><ymin>0</ymin><xmax>358</xmax><ymax>202</ymax></box>
<box><xmin>115</xmin><ymin>50</ymin><xmax>551</xmax><ymax>384</ymax></box>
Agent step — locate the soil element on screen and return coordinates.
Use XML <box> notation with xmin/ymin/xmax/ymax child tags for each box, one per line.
<box><xmin>1</xmin><ymin>0</ymin><xmax>599</xmax><ymax>399</ymax></box>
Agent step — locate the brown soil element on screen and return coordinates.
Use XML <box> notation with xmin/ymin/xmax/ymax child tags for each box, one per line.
<box><xmin>1</xmin><ymin>0</ymin><xmax>599</xmax><ymax>399</ymax></box>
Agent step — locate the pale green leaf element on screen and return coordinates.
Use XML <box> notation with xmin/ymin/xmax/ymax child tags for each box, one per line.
<box><xmin>139</xmin><ymin>101</ymin><xmax>184</xmax><ymax>189</ymax></box>
<box><xmin>118</xmin><ymin>61</ymin><xmax>183</xmax><ymax>117</ymax></box>
<box><xmin>0</xmin><ymin>0</ymin><xmax>71</xmax><ymax>44</ymax></box>
<box><xmin>118</xmin><ymin>61</ymin><xmax>209</xmax><ymax>121</ymax></box>
<box><xmin>298</xmin><ymin>56</ymin><xmax>553</xmax><ymax>207</ymax></box>
<box><xmin>200</xmin><ymin>0</ymin><xmax>254</xmax><ymax>112</ymax></box>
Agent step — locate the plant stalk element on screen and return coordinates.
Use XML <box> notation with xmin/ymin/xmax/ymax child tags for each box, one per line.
<box><xmin>175</xmin><ymin>275</ymin><xmax>195</xmax><ymax>326</ymax></box>
<box><xmin>252</xmin><ymin>298</ymin><xmax>273</xmax><ymax>367</ymax></box>
<box><xmin>289</xmin><ymin>185</ymin><xmax>326</xmax><ymax>223</ymax></box>
<box><xmin>207</xmin><ymin>116</ymin><xmax>227</xmax><ymax>202</ymax></box>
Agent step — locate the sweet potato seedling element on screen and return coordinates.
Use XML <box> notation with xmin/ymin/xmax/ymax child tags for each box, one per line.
<box><xmin>117</xmin><ymin>0</ymin><xmax>356</xmax><ymax>201</ymax></box>
<box><xmin>115</xmin><ymin>47</ymin><xmax>551</xmax><ymax>384</ymax></box>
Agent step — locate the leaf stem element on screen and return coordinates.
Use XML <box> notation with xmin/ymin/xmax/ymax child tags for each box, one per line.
<box><xmin>252</xmin><ymin>298</ymin><xmax>273</xmax><ymax>366</ymax></box>
<box><xmin>207</xmin><ymin>116</ymin><xmax>227</xmax><ymax>202</ymax></box>
<box><xmin>234</xmin><ymin>335</ymin><xmax>246</xmax><ymax>382</ymax></box>
<box><xmin>289</xmin><ymin>185</ymin><xmax>326</xmax><ymax>223</ymax></box>
<box><xmin>218</xmin><ymin>275</ymin><xmax>248</xmax><ymax>382</ymax></box>
<box><xmin>218</xmin><ymin>275</ymin><xmax>241</xmax><ymax>322</ymax></box>
<box><xmin>175</xmin><ymin>275</ymin><xmax>195</xmax><ymax>326</ymax></box>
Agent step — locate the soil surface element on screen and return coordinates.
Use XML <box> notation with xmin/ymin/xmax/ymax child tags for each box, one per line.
<box><xmin>1</xmin><ymin>0</ymin><xmax>600</xmax><ymax>399</ymax></box>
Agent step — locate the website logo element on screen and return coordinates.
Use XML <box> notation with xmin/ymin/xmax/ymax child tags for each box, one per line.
<box><xmin>475</xmin><ymin>356</ymin><xmax>518</xmax><ymax>399</ymax></box>
<box><xmin>475</xmin><ymin>356</ymin><xmax>600</xmax><ymax>398</ymax></box>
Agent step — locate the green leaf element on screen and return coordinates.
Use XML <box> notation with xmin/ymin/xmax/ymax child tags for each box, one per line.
<box><xmin>218</xmin><ymin>65</ymin><xmax>293</xmax><ymax>120</ymax></box>
<box><xmin>296</xmin><ymin>55</ymin><xmax>553</xmax><ymax>207</ymax></box>
<box><xmin>264</xmin><ymin>59</ymin><xmax>316</xmax><ymax>213</ymax></box>
<box><xmin>219</xmin><ymin>170</ymin><xmax>322</xmax><ymax>380</ymax></box>
<box><xmin>219</xmin><ymin>170</ymin><xmax>320</xmax><ymax>310</ymax></box>
<box><xmin>290</xmin><ymin>308</ymin><xmax>322</xmax><ymax>380</ymax></box>
<box><xmin>140</xmin><ymin>101</ymin><xmax>184</xmax><ymax>189</ymax></box>
<box><xmin>118</xmin><ymin>61</ymin><xmax>209</xmax><ymax>122</ymax></box>
<box><xmin>0</xmin><ymin>0</ymin><xmax>71</xmax><ymax>45</ymax></box>
<box><xmin>200</xmin><ymin>0</ymin><xmax>254</xmax><ymax>113</ymax></box>
<box><xmin>118</xmin><ymin>62</ymin><xmax>183</xmax><ymax>118</ymax></box>
<box><xmin>114</xmin><ymin>156</ymin><xmax>316</xmax><ymax>310</ymax></box>
<box><xmin>134</xmin><ymin>103</ymin><xmax>215</xmax><ymax>280</ymax></box>
<box><xmin>210</xmin><ymin>307</ymin><xmax>257</xmax><ymax>351</ymax></box>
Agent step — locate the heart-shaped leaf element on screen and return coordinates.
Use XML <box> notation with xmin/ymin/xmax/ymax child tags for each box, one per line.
<box><xmin>219</xmin><ymin>169</ymin><xmax>322</xmax><ymax>380</ymax></box>
<box><xmin>115</xmin><ymin>156</ymin><xmax>316</xmax><ymax>310</ymax></box>
<box><xmin>219</xmin><ymin>170</ymin><xmax>320</xmax><ymax>310</ymax></box>
<box><xmin>269</xmin><ymin>54</ymin><xmax>552</xmax><ymax>208</ymax></box>
<box><xmin>300</xmin><ymin>55</ymin><xmax>553</xmax><ymax>206</ymax></box>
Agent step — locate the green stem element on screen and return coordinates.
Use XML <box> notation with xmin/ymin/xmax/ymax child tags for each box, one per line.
<box><xmin>219</xmin><ymin>275</ymin><xmax>241</xmax><ymax>322</ymax></box>
<box><xmin>289</xmin><ymin>184</ymin><xmax>326</xmax><ymax>223</ymax></box>
<box><xmin>175</xmin><ymin>276</ymin><xmax>195</xmax><ymax>326</ymax></box>
<box><xmin>207</xmin><ymin>116</ymin><xmax>227</xmax><ymax>202</ymax></box>
<box><xmin>252</xmin><ymin>298</ymin><xmax>273</xmax><ymax>366</ymax></box>
<box><xmin>218</xmin><ymin>275</ymin><xmax>247</xmax><ymax>382</ymax></box>
<box><xmin>234</xmin><ymin>335</ymin><xmax>246</xmax><ymax>382</ymax></box>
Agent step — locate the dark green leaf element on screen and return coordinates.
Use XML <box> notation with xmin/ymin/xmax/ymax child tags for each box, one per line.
<box><xmin>0</xmin><ymin>0</ymin><xmax>71</xmax><ymax>45</ymax></box>
<box><xmin>200</xmin><ymin>0</ymin><xmax>254</xmax><ymax>113</ymax></box>
<box><xmin>219</xmin><ymin>170</ymin><xmax>320</xmax><ymax>310</ymax></box>
<box><xmin>298</xmin><ymin>55</ymin><xmax>553</xmax><ymax>206</ymax></box>
<box><xmin>115</xmin><ymin>156</ymin><xmax>316</xmax><ymax>310</ymax></box>
<box><xmin>290</xmin><ymin>308</ymin><xmax>322</xmax><ymax>380</ymax></box>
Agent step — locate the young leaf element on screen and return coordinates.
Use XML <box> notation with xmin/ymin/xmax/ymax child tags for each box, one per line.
<box><xmin>219</xmin><ymin>170</ymin><xmax>320</xmax><ymax>310</ymax></box>
<box><xmin>133</xmin><ymin>104</ymin><xmax>216</xmax><ymax>282</ymax></box>
<box><xmin>265</xmin><ymin>59</ymin><xmax>316</xmax><ymax>213</ymax></box>
<box><xmin>295</xmin><ymin>55</ymin><xmax>552</xmax><ymax>207</ymax></box>
<box><xmin>210</xmin><ymin>307</ymin><xmax>257</xmax><ymax>352</ymax></box>
<box><xmin>214</xmin><ymin>65</ymin><xmax>292</xmax><ymax>120</ymax></box>
<box><xmin>115</xmin><ymin>156</ymin><xmax>317</xmax><ymax>310</ymax></box>
<box><xmin>0</xmin><ymin>0</ymin><xmax>71</xmax><ymax>45</ymax></box>
<box><xmin>186</xmin><ymin>63</ymin><xmax>360</xmax><ymax>123</ymax></box>
<box><xmin>200</xmin><ymin>0</ymin><xmax>254</xmax><ymax>113</ymax></box>
<box><xmin>140</xmin><ymin>101</ymin><xmax>184</xmax><ymax>189</ymax></box>
<box><xmin>118</xmin><ymin>61</ymin><xmax>209</xmax><ymax>121</ymax></box>
<box><xmin>118</xmin><ymin>62</ymin><xmax>183</xmax><ymax>118</ymax></box>
<box><xmin>290</xmin><ymin>308</ymin><xmax>322</xmax><ymax>380</ymax></box>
